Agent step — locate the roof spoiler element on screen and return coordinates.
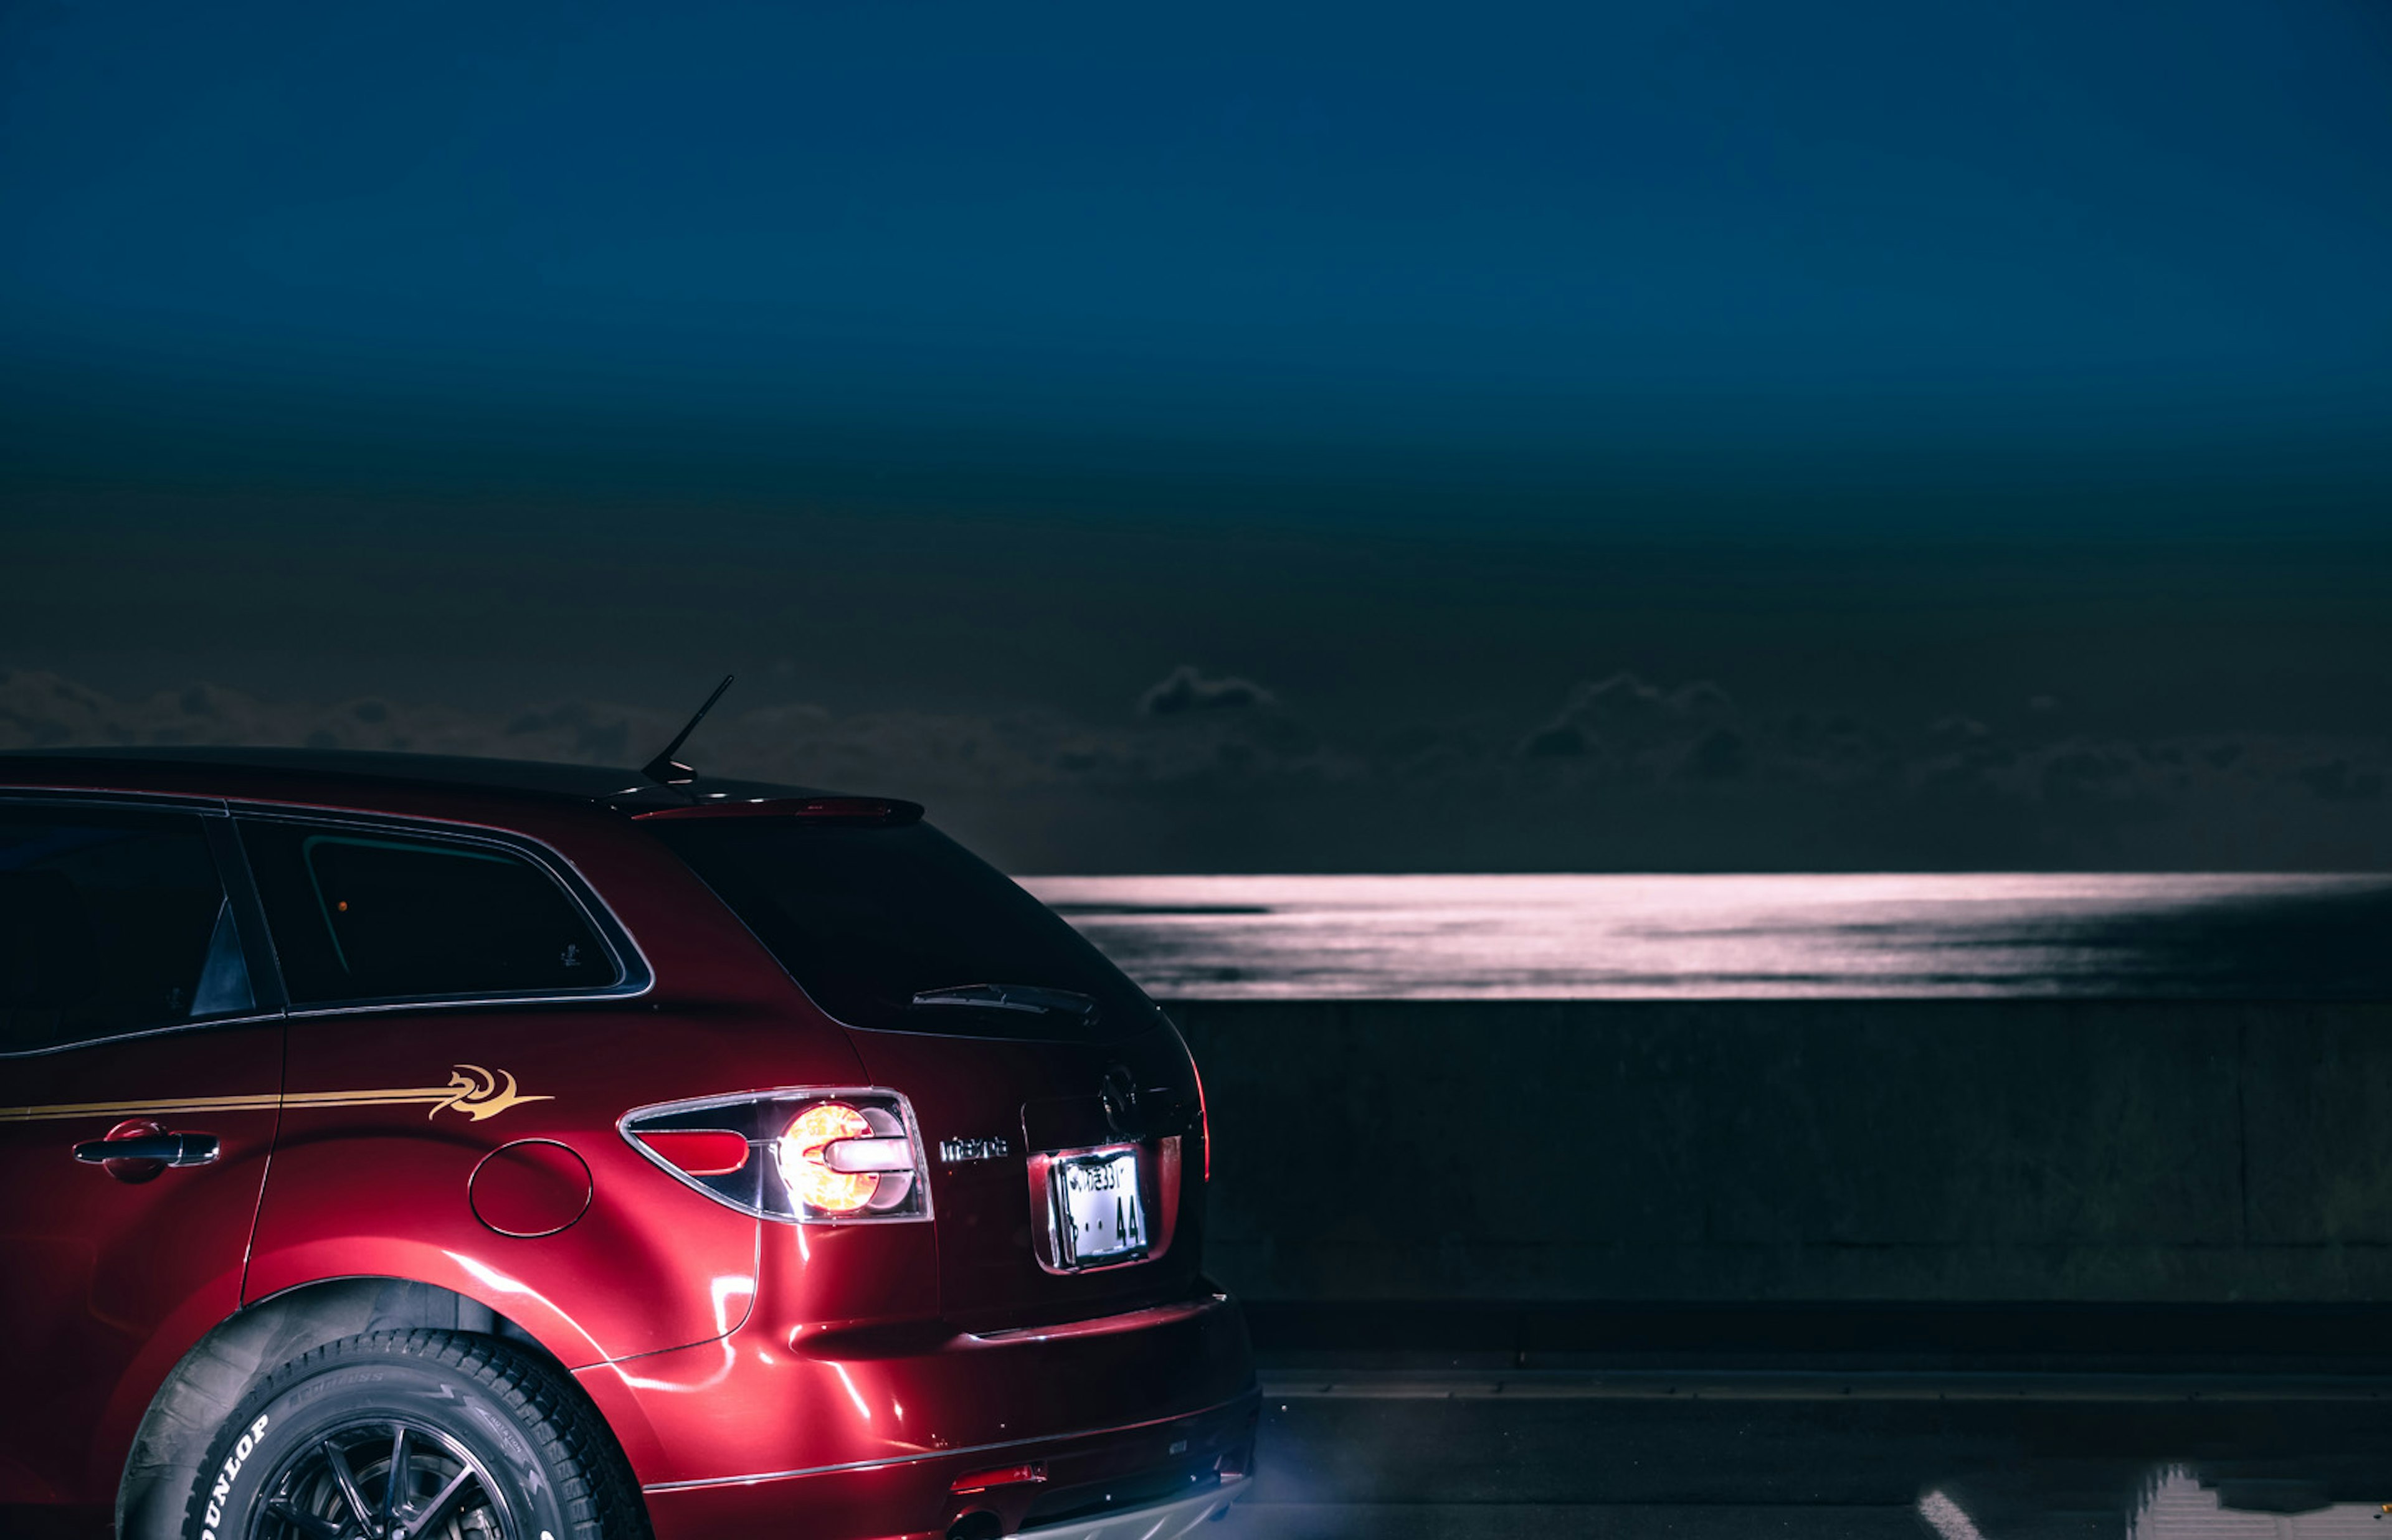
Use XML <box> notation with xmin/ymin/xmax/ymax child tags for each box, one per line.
<box><xmin>633</xmin><ymin>796</ymin><xmax>923</xmax><ymax>825</ymax></box>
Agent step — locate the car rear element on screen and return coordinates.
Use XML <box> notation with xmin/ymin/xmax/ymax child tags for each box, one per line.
<box><xmin>607</xmin><ymin>798</ymin><xmax>1256</xmax><ymax>1539</ymax></box>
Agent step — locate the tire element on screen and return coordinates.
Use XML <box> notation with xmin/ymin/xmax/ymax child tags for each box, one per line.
<box><xmin>181</xmin><ymin>1329</ymin><xmax>647</xmax><ymax>1540</ymax></box>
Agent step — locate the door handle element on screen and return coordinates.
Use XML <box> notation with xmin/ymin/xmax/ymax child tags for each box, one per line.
<box><xmin>74</xmin><ymin>1133</ymin><xmax>220</xmax><ymax>1168</ymax></box>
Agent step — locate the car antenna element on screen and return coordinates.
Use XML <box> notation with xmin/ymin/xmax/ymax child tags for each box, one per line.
<box><xmin>642</xmin><ymin>674</ymin><xmax>735</xmax><ymax>787</ymax></box>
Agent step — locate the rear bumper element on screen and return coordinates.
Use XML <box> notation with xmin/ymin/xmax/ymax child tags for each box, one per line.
<box><xmin>578</xmin><ymin>1288</ymin><xmax>1258</xmax><ymax>1540</ymax></box>
<box><xmin>636</xmin><ymin>1386</ymin><xmax>1258</xmax><ymax>1540</ymax></box>
<box><xmin>1013</xmin><ymin>1478</ymin><xmax>1250</xmax><ymax>1540</ymax></box>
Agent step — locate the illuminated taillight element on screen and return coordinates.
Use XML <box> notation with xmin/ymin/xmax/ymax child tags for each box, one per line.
<box><xmin>622</xmin><ymin>1088</ymin><xmax>931</xmax><ymax>1224</ymax></box>
<box><xmin>779</xmin><ymin>1102</ymin><xmax>876</xmax><ymax>1214</ymax></box>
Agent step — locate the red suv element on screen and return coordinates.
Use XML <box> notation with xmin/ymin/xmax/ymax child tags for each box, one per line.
<box><xmin>0</xmin><ymin>749</ymin><xmax>1255</xmax><ymax>1540</ymax></box>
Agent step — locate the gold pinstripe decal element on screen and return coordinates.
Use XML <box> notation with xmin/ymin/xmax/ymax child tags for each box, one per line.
<box><xmin>0</xmin><ymin>1064</ymin><xmax>552</xmax><ymax>1125</ymax></box>
<box><xmin>0</xmin><ymin>1094</ymin><xmax>283</xmax><ymax>1123</ymax></box>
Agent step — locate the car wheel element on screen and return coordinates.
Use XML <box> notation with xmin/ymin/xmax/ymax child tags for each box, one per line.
<box><xmin>181</xmin><ymin>1328</ymin><xmax>646</xmax><ymax>1540</ymax></box>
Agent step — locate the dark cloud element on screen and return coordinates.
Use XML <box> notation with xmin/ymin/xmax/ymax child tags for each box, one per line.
<box><xmin>2037</xmin><ymin>744</ymin><xmax>2153</xmax><ymax>810</ymax></box>
<box><xmin>1516</xmin><ymin>672</ymin><xmax>1735</xmax><ymax>765</ymax></box>
<box><xmin>1138</xmin><ymin>666</ymin><xmax>1276</xmax><ymax>718</ymax></box>
<box><xmin>4</xmin><ymin>668</ymin><xmax>2387</xmax><ymax>872</ymax></box>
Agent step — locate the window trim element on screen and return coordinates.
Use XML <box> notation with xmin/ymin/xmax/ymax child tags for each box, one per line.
<box><xmin>204</xmin><ymin>813</ymin><xmax>289</xmax><ymax>1015</ymax></box>
<box><xmin>229</xmin><ymin>805</ymin><xmax>654</xmax><ymax>1018</ymax></box>
<box><xmin>0</xmin><ymin>791</ymin><xmax>285</xmax><ymax>1058</ymax></box>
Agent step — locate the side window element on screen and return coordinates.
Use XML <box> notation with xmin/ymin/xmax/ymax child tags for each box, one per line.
<box><xmin>0</xmin><ymin>806</ymin><xmax>256</xmax><ymax>1053</ymax></box>
<box><xmin>239</xmin><ymin>820</ymin><xmax>616</xmax><ymax>1005</ymax></box>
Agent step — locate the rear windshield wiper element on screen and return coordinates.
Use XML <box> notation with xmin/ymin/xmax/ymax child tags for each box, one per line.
<box><xmin>909</xmin><ymin>983</ymin><xmax>1098</xmax><ymax>1022</ymax></box>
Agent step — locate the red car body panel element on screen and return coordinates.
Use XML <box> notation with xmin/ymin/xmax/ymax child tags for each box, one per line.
<box><xmin>0</xmin><ymin>1021</ymin><xmax>280</xmax><ymax>1504</ymax></box>
<box><xmin>252</xmin><ymin>998</ymin><xmax>785</xmax><ymax>1365</ymax></box>
<box><xmin>0</xmin><ymin>751</ymin><xmax>1255</xmax><ymax>1538</ymax></box>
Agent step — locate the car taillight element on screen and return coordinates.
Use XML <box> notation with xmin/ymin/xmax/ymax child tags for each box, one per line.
<box><xmin>639</xmin><ymin>1129</ymin><xmax>751</xmax><ymax>1177</ymax></box>
<box><xmin>782</xmin><ymin>1102</ymin><xmax>875</xmax><ymax>1212</ymax></box>
<box><xmin>1191</xmin><ymin>1052</ymin><xmax>1211</xmax><ymax>1183</ymax></box>
<box><xmin>621</xmin><ymin>1087</ymin><xmax>932</xmax><ymax>1224</ymax></box>
<box><xmin>1159</xmin><ymin>1011</ymin><xmax>1212</xmax><ymax>1185</ymax></box>
<box><xmin>777</xmin><ymin>1100</ymin><xmax>919</xmax><ymax>1216</ymax></box>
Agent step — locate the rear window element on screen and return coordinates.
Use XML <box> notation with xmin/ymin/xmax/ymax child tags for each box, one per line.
<box><xmin>650</xmin><ymin>818</ymin><xmax>1156</xmax><ymax>1040</ymax></box>
<box><xmin>240</xmin><ymin>820</ymin><xmax>617</xmax><ymax>1005</ymax></box>
<box><xmin>0</xmin><ymin>805</ymin><xmax>255</xmax><ymax>1052</ymax></box>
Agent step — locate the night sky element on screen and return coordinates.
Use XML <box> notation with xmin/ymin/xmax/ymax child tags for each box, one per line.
<box><xmin>4</xmin><ymin>0</ymin><xmax>2388</xmax><ymax>871</ymax></box>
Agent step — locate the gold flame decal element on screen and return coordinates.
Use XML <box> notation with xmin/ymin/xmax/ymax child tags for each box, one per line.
<box><xmin>432</xmin><ymin>1064</ymin><xmax>553</xmax><ymax>1122</ymax></box>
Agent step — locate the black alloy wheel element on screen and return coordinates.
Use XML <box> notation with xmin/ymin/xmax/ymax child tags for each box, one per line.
<box><xmin>182</xmin><ymin>1330</ymin><xmax>647</xmax><ymax>1540</ymax></box>
<box><xmin>250</xmin><ymin>1418</ymin><xmax>511</xmax><ymax>1540</ymax></box>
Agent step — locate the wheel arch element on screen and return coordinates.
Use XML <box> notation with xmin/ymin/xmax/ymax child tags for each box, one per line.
<box><xmin>116</xmin><ymin>1276</ymin><xmax>642</xmax><ymax>1540</ymax></box>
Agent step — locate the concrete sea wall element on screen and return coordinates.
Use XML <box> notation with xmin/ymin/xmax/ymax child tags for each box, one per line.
<box><xmin>1167</xmin><ymin>999</ymin><xmax>2392</xmax><ymax>1305</ymax></box>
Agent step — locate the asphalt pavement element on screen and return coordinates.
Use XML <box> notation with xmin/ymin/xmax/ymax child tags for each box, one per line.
<box><xmin>1217</xmin><ymin>1368</ymin><xmax>2392</xmax><ymax>1539</ymax></box>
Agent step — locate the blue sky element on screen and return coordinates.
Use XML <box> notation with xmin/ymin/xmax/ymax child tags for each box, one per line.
<box><xmin>6</xmin><ymin>0</ymin><xmax>2390</xmax><ymax>517</ymax></box>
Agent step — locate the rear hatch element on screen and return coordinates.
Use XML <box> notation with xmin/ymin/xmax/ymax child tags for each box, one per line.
<box><xmin>646</xmin><ymin>809</ymin><xmax>1208</xmax><ymax>1331</ymax></box>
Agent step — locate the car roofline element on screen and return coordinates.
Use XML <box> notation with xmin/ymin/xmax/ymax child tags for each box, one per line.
<box><xmin>0</xmin><ymin>745</ymin><xmax>870</xmax><ymax>813</ymax></box>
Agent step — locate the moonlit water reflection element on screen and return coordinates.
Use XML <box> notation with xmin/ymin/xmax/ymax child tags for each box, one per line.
<box><xmin>1020</xmin><ymin>873</ymin><xmax>2392</xmax><ymax>999</ymax></box>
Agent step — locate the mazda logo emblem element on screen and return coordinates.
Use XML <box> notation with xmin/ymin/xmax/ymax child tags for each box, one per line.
<box><xmin>1100</xmin><ymin>1064</ymin><xmax>1141</xmax><ymax>1136</ymax></box>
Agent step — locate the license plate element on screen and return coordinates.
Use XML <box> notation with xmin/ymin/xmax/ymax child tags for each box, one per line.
<box><xmin>1052</xmin><ymin>1148</ymin><xmax>1147</xmax><ymax>1267</ymax></box>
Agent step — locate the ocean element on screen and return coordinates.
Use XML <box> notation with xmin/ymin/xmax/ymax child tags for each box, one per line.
<box><xmin>1020</xmin><ymin>872</ymin><xmax>2392</xmax><ymax>1000</ymax></box>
